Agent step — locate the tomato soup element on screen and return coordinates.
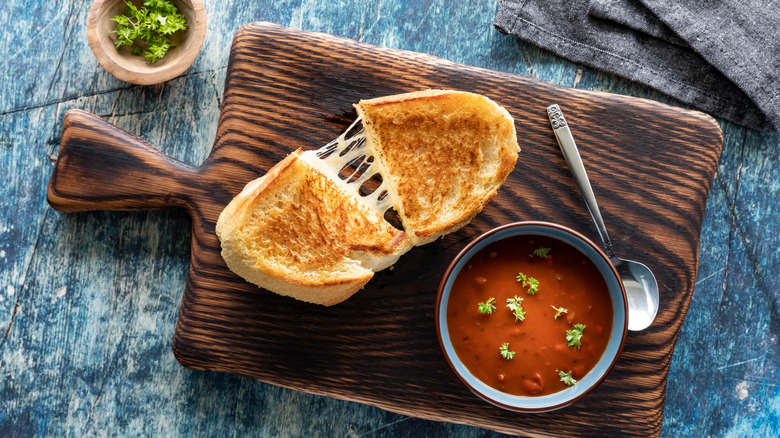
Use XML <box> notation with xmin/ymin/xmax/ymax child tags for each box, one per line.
<box><xmin>446</xmin><ymin>234</ymin><xmax>613</xmax><ymax>396</ymax></box>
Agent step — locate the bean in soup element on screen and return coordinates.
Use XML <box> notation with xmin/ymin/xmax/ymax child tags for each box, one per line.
<box><xmin>446</xmin><ymin>235</ymin><xmax>613</xmax><ymax>396</ymax></box>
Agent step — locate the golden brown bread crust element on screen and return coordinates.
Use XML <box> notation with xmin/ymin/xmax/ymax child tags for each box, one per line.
<box><xmin>355</xmin><ymin>89</ymin><xmax>519</xmax><ymax>244</ymax></box>
<box><xmin>217</xmin><ymin>89</ymin><xmax>519</xmax><ymax>306</ymax></box>
<box><xmin>216</xmin><ymin>150</ymin><xmax>409</xmax><ymax>306</ymax></box>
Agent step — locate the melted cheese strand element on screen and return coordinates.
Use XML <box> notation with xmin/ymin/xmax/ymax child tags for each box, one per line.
<box><xmin>300</xmin><ymin>117</ymin><xmax>395</xmax><ymax>216</ymax></box>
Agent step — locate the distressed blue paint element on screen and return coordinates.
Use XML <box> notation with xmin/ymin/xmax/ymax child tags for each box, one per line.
<box><xmin>1</xmin><ymin>1</ymin><xmax>778</xmax><ymax>437</ymax></box>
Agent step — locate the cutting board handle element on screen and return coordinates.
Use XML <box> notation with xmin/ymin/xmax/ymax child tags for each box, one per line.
<box><xmin>47</xmin><ymin>109</ymin><xmax>200</xmax><ymax>212</ymax></box>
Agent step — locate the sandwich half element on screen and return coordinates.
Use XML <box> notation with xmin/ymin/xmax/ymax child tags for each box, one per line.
<box><xmin>215</xmin><ymin>150</ymin><xmax>410</xmax><ymax>306</ymax></box>
<box><xmin>355</xmin><ymin>89</ymin><xmax>519</xmax><ymax>245</ymax></box>
<box><xmin>216</xmin><ymin>89</ymin><xmax>519</xmax><ymax>306</ymax></box>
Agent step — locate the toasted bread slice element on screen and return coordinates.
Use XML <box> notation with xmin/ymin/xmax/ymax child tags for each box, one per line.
<box><xmin>215</xmin><ymin>150</ymin><xmax>409</xmax><ymax>306</ymax></box>
<box><xmin>217</xmin><ymin>89</ymin><xmax>519</xmax><ymax>306</ymax></box>
<box><xmin>356</xmin><ymin>89</ymin><xmax>519</xmax><ymax>244</ymax></box>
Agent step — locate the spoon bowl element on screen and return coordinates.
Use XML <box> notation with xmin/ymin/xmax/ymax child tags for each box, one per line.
<box><xmin>547</xmin><ymin>104</ymin><xmax>660</xmax><ymax>331</ymax></box>
<box><xmin>615</xmin><ymin>258</ymin><xmax>658</xmax><ymax>331</ymax></box>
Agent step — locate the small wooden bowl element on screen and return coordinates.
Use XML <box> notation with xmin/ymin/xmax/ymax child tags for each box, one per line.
<box><xmin>87</xmin><ymin>0</ymin><xmax>206</xmax><ymax>85</ymax></box>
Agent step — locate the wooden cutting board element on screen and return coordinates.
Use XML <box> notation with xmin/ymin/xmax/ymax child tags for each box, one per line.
<box><xmin>47</xmin><ymin>22</ymin><xmax>723</xmax><ymax>437</ymax></box>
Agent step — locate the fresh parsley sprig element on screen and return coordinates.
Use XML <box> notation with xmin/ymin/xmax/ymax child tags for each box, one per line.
<box><xmin>566</xmin><ymin>323</ymin><xmax>586</xmax><ymax>348</ymax></box>
<box><xmin>531</xmin><ymin>247</ymin><xmax>552</xmax><ymax>258</ymax></box>
<box><xmin>478</xmin><ymin>297</ymin><xmax>496</xmax><ymax>314</ymax></box>
<box><xmin>111</xmin><ymin>0</ymin><xmax>188</xmax><ymax>63</ymax></box>
<box><xmin>499</xmin><ymin>343</ymin><xmax>515</xmax><ymax>360</ymax></box>
<box><xmin>558</xmin><ymin>370</ymin><xmax>577</xmax><ymax>386</ymax></box>
<box><xmin>551</xmin><ymin>305</ymin><xmax>568</xmax><ymax>319</ymax></box>
<box><xmin>516</xmin><ymin>272</ymin><xmax>540</xmax><ymax>295</ymax></box>
<box><xmin>506</xmin><ymin>295</ymin><xmax>526</xmax><ymax>321</ymax></box>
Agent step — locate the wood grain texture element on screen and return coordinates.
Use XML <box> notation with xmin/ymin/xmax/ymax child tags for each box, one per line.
<box><xmin>45</xmin><ymin>22</ymin><xmax>722</xmax><ymax>437</ymax></box>
<box><xmin>3</xmin><ymin>1</ymin><xmax>780</xmax><ymax>437</ymax></box>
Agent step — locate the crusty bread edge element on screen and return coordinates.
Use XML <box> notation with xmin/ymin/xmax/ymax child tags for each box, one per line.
<box><xmin>215</xmin><ymin>150</ymin><xmax>376</xmax><ymax>306</ymax></box>
<box><xmin>217</xmin><ymin>89</ymin><xmax>519</xmax><ymax>305</ymax></box>
<box><xmin>355</xmin><ymin>89</ymin><xmax>520</xmax><ymax>246</ymax></box>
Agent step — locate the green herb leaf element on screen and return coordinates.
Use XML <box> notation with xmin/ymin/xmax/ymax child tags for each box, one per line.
<box><xmin>531</xmin><ymin>247</ymin><xmax>552</xmax><ymax>258</ymax></box>
<box><xmin>144</xmin><ymin>36</ymin><xmax>171</xmax><ymax>63</ymax></box>
<box><xmin>110</xmin><ymin>0</ymin><xmax>188</xmax><ymax>63</ymax></box>
<box><xmin>558</xmin><ymin>370</ymin><xmax>577</xmax><ymax>386</ymax></box>
<box><xmin>506</xmin><ymin>295</ymin><xmax>526</xmax><ymax>321</ymax></box>
<box><xmin>159</xmin><ymin>11</ymin><xmax>187</xmax><ymax>35</ymax></box>
<box><xmin>124</xmin><ymin>1</ymin><xmax>141</xmax><ymax>17</ymax></box>
<box><xmin>500</xmin><ymin>343</ymin><xmax>515</xmax><ymax>360</ymax></box>
<box><xmin>478</xmin><ymin>297</ymin><xmax>496</xmax><ymax>314</ymax></box>
<box><xmin>566</xmin><ymin>323</ymin><xmax>586</xmax><ymax>348</ymax></box>
<box><xmin>516</xmin><ymin>272</ymin><xmax>540</xmax><ymax>295</ymax></box>
<box><xmin>551</xmin><ymin>305</ymin><xmax>568</xmax><ymax>319</ymax></box>
<box><xmin>145</xmin><ymin>0</ymin><xmax>178</xmax><ymax>14</ymax></box>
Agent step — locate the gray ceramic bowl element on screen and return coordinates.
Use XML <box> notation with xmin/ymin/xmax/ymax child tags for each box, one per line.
<box><xmin>436</xmin><ymin>221</ymin><xmax>628</xmax><ymax>412</ymax></box>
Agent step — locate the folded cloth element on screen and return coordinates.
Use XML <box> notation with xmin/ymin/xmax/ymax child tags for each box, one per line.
<box><xmin>494</xmin><ymin>0</ymin><xmax>779</xmax><ymax>131</ymax></box>
<box><xmin>588</xmin><ymin>0</ymin><xmax>687</xmax><ymax>47</ymax></box>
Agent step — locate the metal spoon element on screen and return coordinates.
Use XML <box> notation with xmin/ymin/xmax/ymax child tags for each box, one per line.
<box><xmin>546</xmin><ymin>104</ymin><xmax>659</xmax><ymax>331</ymax></box>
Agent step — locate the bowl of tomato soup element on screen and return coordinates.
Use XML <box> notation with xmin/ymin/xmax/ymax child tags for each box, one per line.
<box><xmin>436</xmin><ymin>222</ymin><xmax>628</xmax><ymax>412</ymax></box>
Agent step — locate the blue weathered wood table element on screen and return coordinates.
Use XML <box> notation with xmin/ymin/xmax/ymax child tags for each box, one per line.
<box><xmin>1</xmin><ymin>1</ymin><xmax>778</xmax><ymax>436</ymax></box>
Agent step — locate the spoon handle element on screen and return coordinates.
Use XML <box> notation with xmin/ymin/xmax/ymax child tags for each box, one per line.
<box><xmin>546</xmin><ymin>104</ymin><xmax>616</xmax><ymax>260</ymax></box>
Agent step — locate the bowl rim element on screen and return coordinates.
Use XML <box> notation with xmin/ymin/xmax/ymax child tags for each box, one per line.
<box><xmin>435</xmin><ymin>221</ymin><xmax>629</xmax><ymax>413</ymax></box>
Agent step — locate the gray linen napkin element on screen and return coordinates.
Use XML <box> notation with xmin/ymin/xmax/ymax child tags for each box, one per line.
<box><xmin>588</xmin><ymin>0</ymin><xmax>687</xmax><ymax>47</ymax></box>
<box><xmin>494</xmin><ymin>0</ymin><xmax>780</xmax><ymax>131</ymax></box>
